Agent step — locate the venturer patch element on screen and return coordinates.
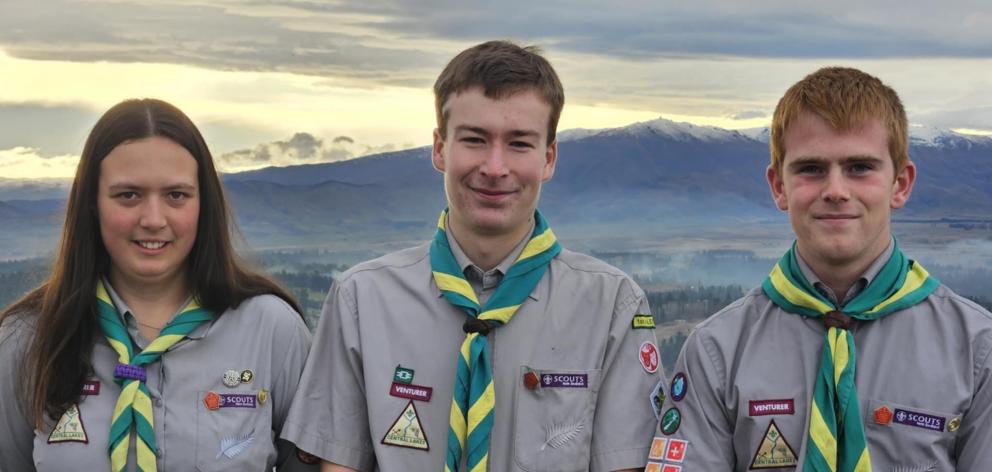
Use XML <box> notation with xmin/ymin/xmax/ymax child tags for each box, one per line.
<box><xmin>749</xmin><ymin>420</ymin><xmax>798</xmax><ymax>468</ymax></box>
<box><xmin>749</xmin><ymin>399</ymin><xmax>795</xmax><ymax>416</ymax></box>
<box><xmin>48</xmin><ymin>404</ymin><xmax>88</xmax><ymax>444</ymax></box>
<box><xmin>632</xmin><ymin>314</ymin><xmax>656</xmax><ymax>329</ymax></box>
<box><xmin>81</xmin><ymin>380</ymin><xmax>100</xmax><ymax>396</ymax></box>
<box><xmin>389</xmin><ymin>382</ymin><xmax>433</xmax><ymax>402</ymax></box>
<box><xmin>382</xmin><ymin>401</ymin><xmax>429</xmax><ymax>451</ymax></box>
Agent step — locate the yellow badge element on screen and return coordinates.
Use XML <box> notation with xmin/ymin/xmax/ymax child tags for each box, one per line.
<box><xmin>381</xmin><ymin>400</ymin><xmax>429</xmax><ymax>451</ymax></box>
<box><xmin>749</xmin><ymin>420</ymin><xmax>797</xmax><ymax>469</ymax></box>
<box><xmin>948</xmin><ymin>417</ymin><xmax>961</xmax><ymax>432</ymax></box>
<box><xmin>632</xmin><ymin>314</ymin><xmax>656</xmax><ymax>329</ymax></box>
<box><xmin>257</xmin><ymin>389</ymin><xmax>269</xmax><ymax>405</ymax></box>
<box><xmin>48</xmin><ymin>403</ymin><xmax>88</xmax><ymax>444</ymax></box>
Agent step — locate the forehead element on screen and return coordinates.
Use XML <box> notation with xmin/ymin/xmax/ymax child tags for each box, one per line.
<box><xmin>443</xmin><ymin>87</ymin><xmax>551</xmax><ymax>134</ymax></box>
<box><xmin>783</xmin><ymin>111</ymin><xmax>890</xmax><ymax>162</ymax></box>
<box><xmin>99</xmin><ymin>136</ymin><xmax>198</xmax><ymax>184</ymax></box>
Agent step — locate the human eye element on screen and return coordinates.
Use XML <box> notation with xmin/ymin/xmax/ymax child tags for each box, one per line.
<box><xmin>459</xmin><ymin>135</ymin><xmax>485</xmax><ymax>146</ymax></box>
<box><xmin>848</xmin><ymin>162</ymin><xmax>875</xmax><ymax>175</ymax></box>
<box><xmin>509</xmin><ymin>140</ymin><xmax>535</xmax><ymax>151</ymax></box>
<box><xmin>115</xmin><ymin>191</ymin><xmax>139</xmax><ymax>200</ymax></box>
<box><xmin>795</xmin><ymin>164</ymin><xmax>823</xmax><ymax>175</ymax></box>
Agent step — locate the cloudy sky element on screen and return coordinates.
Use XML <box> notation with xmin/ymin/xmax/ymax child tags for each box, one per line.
<box><xmin>1</xmin><ymin>0</ymin><xmax>990</xmax><ymax>178</ymax></box>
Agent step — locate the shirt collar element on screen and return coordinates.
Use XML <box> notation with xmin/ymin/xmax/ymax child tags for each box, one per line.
<box><xmin>437</xmin><ymin>215</ymin><xmax>539</xmax><ymax>301</ymax></box>
<box><xmin>796</xmin><ymin>237</ymin><xmax>895</xmax><ymax>307</ymax></box>
<box><xmin>101</xmin><ymin>277</ymin><xmax>212</xmax><ymax>345</ymax></box>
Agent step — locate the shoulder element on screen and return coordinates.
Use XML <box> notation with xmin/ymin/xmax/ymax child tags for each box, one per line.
<box><xmin>927</xmin><ymin>284</ymin><xmax>992</xmax><ymax>324</ymax></box>
<box><xmin>225</xmin><ymin>294</ymin><xmax>310</xmax><ymax>342</ymax></box>
<box><xmin>0</xmin><ymin>310</ymin><xmax>36</xmax><ymax>349</ymax></box>
<box><xmin>553</xmin><ymin>248</ymin><xmax>631</xmax><ymax>279</ymax></box>
<box><xmin>692</xmin><ymin>286</ymin><xmax>769</xmax><ymax>334</ymax></box>
<box><xmin>335</xmin><ymin>242</ymin><xmax>430</xmax><ymax>285</ymax></box>
<box><xmin>550</xmin><ymin>249</ymin><xmax>646</xmax><ymax>310</ymax></box>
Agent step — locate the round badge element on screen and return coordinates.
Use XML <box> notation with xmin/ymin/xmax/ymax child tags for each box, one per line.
<box><xmin>222</xmin><ymin>370</ymin><xmax>241</xmax><ymax>388</ymax></box>
<box><xmin>670</xmin><ymin>372</ymin><xmax>688</xmax><ymax>402</ymax></box>
<box><xmin>639</xmin><ymin>341</ymin><xmax>660</xmax><ymax>373</ymax></box>
<box><xmin>240</xmin><ymin>369</ymin><xmax>254</xmax><ymax>384</ymax></box>
<box><xmin>523</xmin><ymin>371</ymin><xmax>540</xmax><ymax>390</ymax></box>
<box><xmin>203</xmin><ymin>391</ymin><xmax>221</xmax><ymax>411</ymax></box>
<box><xmin>948</xmin><ymin>417</ymin><xmax>961</xmax><ymax>432</ymax></box>
<box><xmin>660</xmin><ymin>407</ymin><xmax>682</xmax><ymax>435</ymax></box>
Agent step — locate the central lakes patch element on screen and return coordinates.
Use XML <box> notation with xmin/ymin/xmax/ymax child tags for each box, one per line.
<box><xmin>381</xmin><ymin>400</ymin><xmax>429</xmax><ymax>451</ymax></box>
<box><xmin>48</xmin><ymin>404</ymin><xmax>88</xmax><ymax>444</ymax></box>
<box><xmin>749</xmin><ymin>420</ymin><xmax>797</xmax><ymax>469</ymax></box>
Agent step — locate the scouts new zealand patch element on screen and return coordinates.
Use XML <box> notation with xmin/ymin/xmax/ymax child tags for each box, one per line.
<box><xmin>48</xmin><ymin>403</ymin><xmax>88</xmax><ymax>444</ymax></box>
<box><xmin>382</xmin><ymin>400</ymin><xmax>429</xmax><ymax>451</ymax></box>
<box><xmin>632</xmin><ymin>314</ymin><xmax>655</xmax><ymax>329</ymax></box>
<box><xmin>749</xmin><ymin>420</ymin><xmax>797</xmax><ymax>469</ymax></box>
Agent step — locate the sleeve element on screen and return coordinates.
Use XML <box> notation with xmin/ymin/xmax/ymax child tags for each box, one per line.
<box><xmin>647</xmin><ymin>325</ymin><xmax>735</xmax><ymax>470</ymax></box>
<box><xmin>589</xmin><ymin>279</ymin><xmax>667</xmax><ymax>472</ymax></box>
<box><xmin>0</xmin><ymin>317</ymin><xmax>38</xmax><ymax>472</ymax></box>
<box><xmin>954</xmin><ymin>327</ymin><xmax>992</xmax><ymax>469</ymax></box>
<box><xmin>279</xmin><ymin>279</ymin><xmax>376</xmax><ymax>471</ymax></box>
<box><xmin>268</xmin><ymin>300</ymin><xmax>319</xmax><ymax>472</ymax></box>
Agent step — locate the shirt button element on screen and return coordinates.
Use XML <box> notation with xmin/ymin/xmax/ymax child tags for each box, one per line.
<box><xmin>157</xmin><ymin>448</ymin><xmax>163</xmax><ymax>456</ymax></box>
<box><xmin>154</xmin><ymin>398</ymin><xmax>163</xmax><ymax>407</ymax></box>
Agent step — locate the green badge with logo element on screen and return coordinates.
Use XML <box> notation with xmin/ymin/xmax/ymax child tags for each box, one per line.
<box><xmin>632</xmin><ymin>314</ymin><xmax>656</xmax><ymax>329</ymax></box>
<box><xmin>394</xmin><ymin>365</ymin><xmax>415</xmax><ymax>384</ymax></box>
<box><xmin>661</xmin><ymin>407</ymin><xmax>682</xmax><ymax>435</ymax></box>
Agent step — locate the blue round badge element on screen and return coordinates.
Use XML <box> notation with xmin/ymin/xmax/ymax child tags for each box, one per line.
<box><xmin>671</xmin><ymin>372</ymin><xmax>688</xmax><ymax>402</ymax></box>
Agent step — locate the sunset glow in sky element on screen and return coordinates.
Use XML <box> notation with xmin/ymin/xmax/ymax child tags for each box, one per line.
<box><xmin>2</xmin><ymin>0</ymin><xmax>990</xmax><ymax>177</ymax></box>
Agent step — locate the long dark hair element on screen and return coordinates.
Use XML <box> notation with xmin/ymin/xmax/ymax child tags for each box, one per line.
<box><xmin>1</xmin><ymin>98</ymin><xmax>300</xmax><ymax>425</ymax></box>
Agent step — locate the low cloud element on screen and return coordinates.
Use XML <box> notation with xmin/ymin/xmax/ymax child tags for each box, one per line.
<box><xmin>730</xmin><ymin>110</ymin><xmax>768</xmax><ymax>120</ymax></box>
<box><xmin>0</xmin><ymin>146</ymin><xmax>80</xmax><ymax>179</ymax></box>
<box><xmin>219</xmin><ymin>132</ymin><xmax>398</xmax><ymax>172</ymax></box>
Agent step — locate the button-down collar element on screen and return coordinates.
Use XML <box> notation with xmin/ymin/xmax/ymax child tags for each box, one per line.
<box><xmin>796</xmin><ymin>238</ymin><xmax>895</xmax><ymax>307</ymax></box>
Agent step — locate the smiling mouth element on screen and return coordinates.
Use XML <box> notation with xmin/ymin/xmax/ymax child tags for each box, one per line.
<box><xmin>471</xmin><ymin>186</ymin><xmax>516</xmax><ymax>197</ymax></box>
<box><xmin>135</xmin><ymin>241</ymin><xmax>168</xmax><ymax>250</ymax></box>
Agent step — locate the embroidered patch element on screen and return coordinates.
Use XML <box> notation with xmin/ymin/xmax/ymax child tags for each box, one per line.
<box><xmin>632</xmin><ymin>314</ymin><xmax>656</xmax><ymax>329</ymax></box>
<box><xmin>204</xmin><ymin>391</ymin><xmax>221</xmax><ymax>410</ymax></box>
<box><xmin>649</xmin><ymin>380</ymin><xmax>666</xmax><ymax>419</ymax></box>
<box><xmin>893</xmin><ymin>408</ymin><xmax>946</xmax><ymax>432</ymax></box>
<box><xmin>216</xmin><ymin>429</ymin><xmax>255</xmax><ymax>459</ymax></box>
<box><xmin>48</xmin><ymin>403</ymin><xmax>88</xmax><ymax>444</ymax></box>
<box><xmin>665</xmin><ymin>438</ymin><xmax>688</xmax><ymax>463</ymax></box>
<box><xmin>660</xmin><ymin>407</ymin><xmax>681</xmax><ymax>435</ymax></box>
<box><xmin>541</xmin><ymin>420</ymin><xmax>584</xmax><ymax>450</ymax></box>
<box><xmin>523</xmin><ymin>371</ymin><xmax>540</xmax><ymax>390</ymax></box>
<box><xmin>670</xmin><ymin>372</ymin><xmax>687</xmax><ymax>402</ymax></box>
<box><xmin>645</xmin><ymin>462</ymin><xmax>663</xmax><ymax>472</ymax></box>
<box><xmin>540</xmin><ymin>373</ymin><xmax>588</xmax><ymax>388</ymax></box>
<box><xmin>222</xmin><ymin>370</ymin><xmax>241</xmax><ymax>387</ymax></box>
<box><xmin>81</xmin><ymin>380</ymin><xmax>100</xmax><ymax>396</ymax></box>
<box><xmin>639</xmin><ymin>341</ymin><xmax>660</xmax><ymax>373</ymax></box>
<box><xmin>381</xmin><ymin>400</ymin><xmax>429</xmax><ymax>450</ymax></box>
<box><xmin>662</xmin><ymin>465</ymin><xmax>683</xmax><ymax>472</ymax></box>
<box><xmin>874</xmin><ymin>405</ymin><xmax>893</xmax><ymax>425</ymax></box>
<box><xmin>394</xmin><ymin>365</ymin><xmax>415</xmax><ymax>384</ymax></box>
<box><xmin>390</xmin><ymin>382</ymin><xmax>433</xmax><ymax>402</ymax></box>
<box><xmin>749</xmin><ymin>419</ymin><xmax>798</xmax><ymax>469</ymax></box>
<box><xmin>749</xmin><ymin>399</ymin><xmax>795</xmax><ymax>416</ymax></box>
<box><xmin>648</xmin><ymin>437</ymin><xmax>667</xmax><ymax>460</ymax></box>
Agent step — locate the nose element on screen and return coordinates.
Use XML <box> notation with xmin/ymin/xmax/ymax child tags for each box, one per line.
<box><xmin>479</xmin><ymin>145</ymin><xmax>509</xmax><ymax>178</ymax></box>
<box><xmin>821</xmin><ymin>167</ymin><xmax>851</xmax><ymax>203</ymax></box>
<box><xmin>139</xmin><ymin>197</ymin><xmax>167</xmax><ymax>229</ymax></box>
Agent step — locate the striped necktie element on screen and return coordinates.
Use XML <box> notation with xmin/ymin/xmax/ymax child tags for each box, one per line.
<box><xmin>96</xmin><ymin>280</ymin><xmax>213</xmax><ymax>472</ymax></box>
<box><xmin>762</xmin><ymin>241</ymin><xmax>938</xmax><ymax>472</ymax></box>
<box><xmin>432</xmin><ymin>209</ymin><xmax>561</xmax><ymax>472</ymax></box>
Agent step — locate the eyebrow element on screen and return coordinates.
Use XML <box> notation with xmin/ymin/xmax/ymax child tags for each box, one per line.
<box><xmin>108</xmin><ymin>182</ymin><xmax>197</xmax><ymax>191</ymax></box>
<box><xmin>453</xmin><ymin>125</ymin><xmax>541</xmax><ymax>139</ymax></box>
<box><xmin>787</xmin><ymin>155</ymin><xmax>884</xmax><ymax>169</ymax></box>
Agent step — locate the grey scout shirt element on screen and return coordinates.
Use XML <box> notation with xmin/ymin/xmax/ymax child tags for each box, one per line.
<box><xmin>0</xmin><ymin>281</ymin><xmax>315</xmax><ymax>472</ymax></box>
<box><xmin>647</xmin><ymin>244</ymin><xmax>992</xmax><ymax>471</ymax></box>
<box><xmin>281</xmin><ymin>235</ymin><xmax>664</xmax><ymax>472</ymax></box>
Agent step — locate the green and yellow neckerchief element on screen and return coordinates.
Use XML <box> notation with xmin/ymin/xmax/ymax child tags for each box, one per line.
<box><xmin>96</xmin><ymin>280</ymin><xmax>213</xmax><ymax>472</ymax></box>
<box><xmin>762</xmin><ymin>241</ymin><xmax>938</xmax><ymax>472</ymax></box>
<box><xmin>432</xmin><ymin>209</ymin><xmax>560</xmax><ymax>472</ymax></box>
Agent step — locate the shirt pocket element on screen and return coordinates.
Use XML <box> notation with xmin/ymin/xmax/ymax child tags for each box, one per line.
<box><xmin>195</xmin><ymin>390</ymin><xmax>275</xmax><ymax>472</ymax></box>
<box><xmin>863</xmin><ymin>398</ymin><xmax>961</xmax><ymax>469</ymax></box>
<box><xmin>513</xmin><ymin>366</ymin><xmax>601</xmax><ymax>472</ymax></box>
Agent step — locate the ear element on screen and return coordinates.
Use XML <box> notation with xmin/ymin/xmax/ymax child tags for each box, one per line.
<box><xmin>541</xmin><ymin>139</ymin><xmax>558</xmax><ymax>182</ymax></box>
<box><xmin>890</xmin><ymin>160</ymin><xmax>916</xmax><ymax>209</ymax></box>
<box><xmin>766</xmin><ymin>164</ymin><xmax>788</xmax><ymax>211</ymax></box>
<box><xmin>431</xmin><ymin>128</ymin><xmax>445</xmax><ymax>173</ymax></box>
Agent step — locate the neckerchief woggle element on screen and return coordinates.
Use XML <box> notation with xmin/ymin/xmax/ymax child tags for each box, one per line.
<box><xmin>432</xmin><ymin>209</ymin><xmax>561</xmax><ymax>472</ymax></box>
<box><xmin>761</xmin><ymin>240</ymin><xmax>938</xmax><ymax>472</ymax></box>
<box><xmin>96</xmin><ymin>280</ymin><xmax>213</xmax><ymax>472</ymax></box>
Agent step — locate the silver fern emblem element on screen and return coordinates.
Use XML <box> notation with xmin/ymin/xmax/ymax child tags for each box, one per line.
<box><xmin>216</xmin><ymin>429</ymin><xmax>255</xmax><ymax>459</ymax></box>
<box><xmin>541</xmin><ymin>420</ymin><xmax>584</xmax><ymax>450</ymax></box>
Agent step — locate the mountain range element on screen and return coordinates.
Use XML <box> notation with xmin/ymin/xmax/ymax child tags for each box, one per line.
<box><xmin>1</xmin><ymin>118</ymin><xmax>990</xmax><ymax>259</ymax></box>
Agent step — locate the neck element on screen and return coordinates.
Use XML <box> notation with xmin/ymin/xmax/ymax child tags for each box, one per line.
<box><xmin>108</xmin><ymin>271</ymin><xmax>190</xmax><ymax>331</ymax></box>
<box><xmin>447</xmin><ymin>218</ymin><xmax>532</xmax><ymax>272</ymax></box>
<box><xmin>796</xmin><ymin>244</ymin><xmax>885</xmax><ymax>304</ymax></box>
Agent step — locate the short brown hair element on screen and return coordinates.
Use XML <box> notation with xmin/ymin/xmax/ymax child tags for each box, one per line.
<box><xmin>434</xmin><ymin>40</ymin><xmax>565</xmax><ymax>143</ymax></box>
<box><xmin>770</xmin><ymin>67</ymin><xmax>909</xmax><ymax>174</ymax></box>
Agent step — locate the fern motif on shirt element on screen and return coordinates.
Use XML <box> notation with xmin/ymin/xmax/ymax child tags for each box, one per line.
<box><xmin>216</xmin><ymin>429</ymin><xmax>255</xmax><ymax>459</ymax></box>
<box><xmin>541</xmin><ymin>420</ymin><xmax>584</xmax><ymax>450</ymax></box>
